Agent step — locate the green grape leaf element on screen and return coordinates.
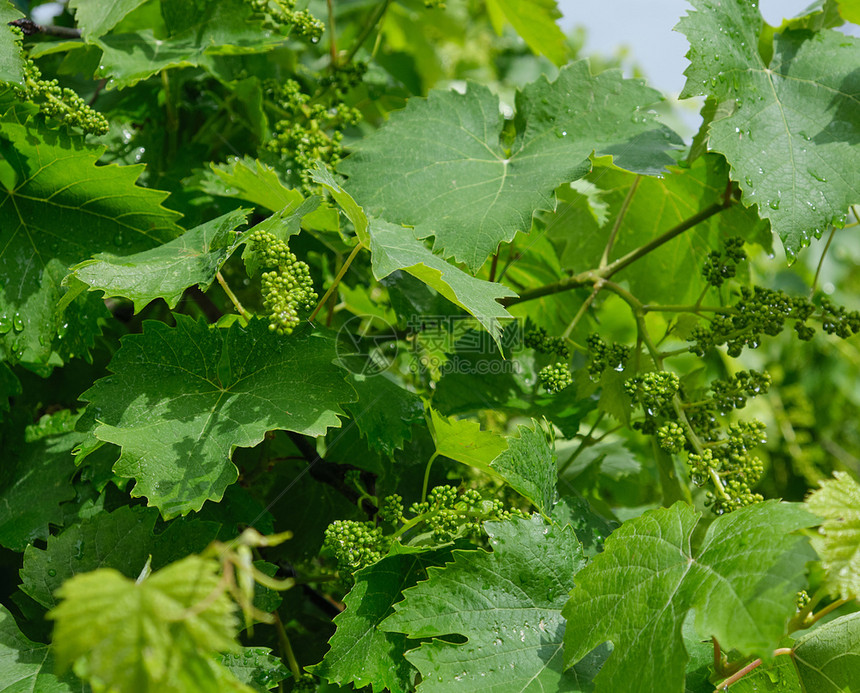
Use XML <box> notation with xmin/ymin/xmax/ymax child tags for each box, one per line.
<box><xmin>485</xmin><ymin>0</ymin><xmax>568</xmax><ymax>66</ymax></box>
<box><xmin>201</xmin><ymin>157</ymin><xmax>338</xmax><ymax>231</ymax></box>
<box><xmin>0</xmin><ymin>110</ymin><xmax>181</xmax><ymax>365</ymax></box>
<box><xmin>490</xmin><ymin>419</ymin><xmax>557</xmax><ymax>516</ymax></box>
<box><xmin>49</xmin><ymin>556</ymin><xmax>253</xmax><ymax>693</ymax></box>
<box><xmin>369</xmin><ymin>220</ymin><xmax>516</xmax><ymax>348</ymax></box>
<box><xmin>0</xmin><ymin>3</ymin><xmax>24</xmax><ymax>85</ymax></box>
<box><xmin>677</xmin><ymin>0</ymin><xmax>860</xmax><ymax>259</ymax></box>
<box><xmin>0</xmin><ymin>361</ymin><xmax>20</xmax><ymax>418</ymax></box>
<box><xmin>81</xmin><ymin>317</ymin><xmax>355</xmax><ymax>518</ymax></box>
<box><xmin>794</xmin><ymin>612</ymin><xmax>860</xmax><ymax>692</ymax></box>
<box><xmin>551</xmin><ymin>495</ymin><xmax>616</xmax><ymax>558</ymax></box>
<box><xmin>314</xmin><ymin>172</ymin><xmax>516</xmax><ymax>347</ymax></box>
<box><xmin>20</xmin><ymin>505</ymin><xmax>159</xmax><ymax>609</ymax></box>
<box><xmin>429</xmin><ymin>409</ymin><xmax>507</xmax><ymax>478</ymax></box>
<box><xmin>68</xmin><ymin>0</ymin><xmax>149</xmax><ymax>38</ymax></box>
<box><xmin>563</xmin><ymin>501</ymin><xmax>817</xmax><ymax>693</ymax></box>
<box><xmin>0</xmin><ymin>410</ymin><xmax>84</xmax><ymax>551</ymax></box>
<box><xmin>220</xmin><ymin>647</ymin><xmax>289</xmax><ymax>692</ymax></box>
<box><xmin>68</xmin><ymin>208</ymin><xmax>248</xmax><ymax>313</ymax></box>
<box><xmin>544</xmin><ymin>154</ymin><xmax>768</xmax><ymax>304</ymax></box>
<box><xmin>340</xmin><ymin>60</ymin><xmax>681</xmax><ymax>272</ymax></box>
<box><xmin>806</xmin><ymin>471</ymin><xmax>860</xmax><ymax>600</ymax></box>
<box><xmin>310</xmin><ymin>550</ymin><xmax>451</xmax><ymax>693</ymax></box>
<box><xmin>345</xmin><ymin>374</ymin><xmax>424</xmax><ymax>458</ymax></box>
<box><xmin>0</xmin><ymin>604</ymin><xmax>82</xmax><ymax>693</ymax></box>
<box><xmin>727</xmin><ymin>656</ymin><xmax>801</xmax><ymax>693</ymax></box>
<box><xmin>382</xmin><ymin>515</ymin><xmax>601</xmax><ymax>692</ymax></box>
<box><xmin>94</xmin><ymin>0</ymin><xmax>286</xmax><ymax>89</ymax></box>
<box><xmin>838</xmin><ymin>0</ymin><xmax>860</xmax><ymax>22</ymax></box>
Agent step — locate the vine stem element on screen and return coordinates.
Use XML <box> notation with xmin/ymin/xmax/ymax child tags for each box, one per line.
<box><xmin>600</xmin><ymin>175</ymin><xmax>641</xmax><ymax>268</ymax></box>
<box><xmin>343</xmin><ymin>0</ymin><xmax>393</xmax><ymax>65</ymax></box>
<box><xmin>713</xmin><ymin>649</ymin><xmax>793</xmax><ymax>691</ymax></box>
<box><xmin>501</xmin><ymin>201</ymin><xmax>729</xmax><ymax>307</ymax></box>
<box><xmin>562</xmin><ymin>285</ymin><xmax>601</xmax><ymax>340</ymax></box>
<box><xmin>216</xmin><ymin>271</ymin><xmax>250</xmax><ymax>320</ymax></box>
<box><xmin>421</xmin><ymin>452</ymin><xmax>439</xmax><ymax>503</ymax></box>
<box><xmin>327</xmin><ymin>0</ymin><xmax>338</xmax><ymax>64</ymax></box>
<box><xmin>309</xmin><ymin>242</ymin><xmax>364</xmax><ymax>322</ymax></box>
<box><xmin>558</xmin><ymin>412</ymin><xmax>606</xmax><ymax>475</ymax></box>
<box><xmin>273</xmin><ymin>611</ymin><xmax>302</xmax><ymax>679</ymax></box>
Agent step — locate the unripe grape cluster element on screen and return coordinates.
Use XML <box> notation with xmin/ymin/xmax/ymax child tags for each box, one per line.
<box><xmin>14</xmin><ymin>57</ymin><xmax>108</xmax><ymax>136</ymax></box>
<box><xmin>586</xmin><ymin>333</ymin><xmax>630</xmax><ymax>379</ymax></box>
<box><xmin>248</xmin><ymin>228</ymin><xmax>317</xmax><ymax>334</ymax></box>
<box><xmin>524</xmin><ymin>327</ymin><xmax>570</xmax><ymax>358</ymax></box>
<box><xmin>710</xmin><ymin>369</ymin><xmax>771</xmax><ymax>412</ymax></box>
<box><xmin>539</xmin><ymin>363</ymin><xmax>573</xmax><ymax>394</ymax></box>
<box><xmin>264</xmin><ymin>78</ymin><xmax>362</xmax><ymax>193</ymax></box>
<box><xmin>657</xmin><ymin>421</ymin><xmax>686</xmax><ymax>452</ymax></box>
<box><xmin>322</xmin><ymin>519</ymin><xmax>388</xmax><ymax>573</ymax></box>
<box><xmin>246</xmin><ymin>0</ymin><xmax>324</xmax><ymax>40</ymax></box>
<box><xmin>688</xmin><ymin>287</ymin><xmax>858</xmax><ymax>357</ymax></box>
<box><xmin>701</xmin><ymin>236</ymin><xmax>746</xmax><ymax>287</ymax></box>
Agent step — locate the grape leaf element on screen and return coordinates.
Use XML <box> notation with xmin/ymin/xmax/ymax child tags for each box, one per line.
<box><xmin>220</xmin><ymin>647</ymin><xmax>289</xmax><ymax>692</ymax></box>
<box><xmin>485</xmin><ymin>0</ymin><xmax>568</xmax><ymax>66</ymax></box>
<box><xmin>68</xmin><ymin>208</ymin><xmax>248</xmax><ymax>312</ymax></box>
<box><xmin>794</xmin><ymin>612</ymin><xmax>860</xmax><ymax>692</ymax></box>
<box><xmin>201</xmin><ymin>158</ymin><xmax>339</xmax><ymax>232</ymax></box>
<box><xmin>382</xmin><ymin>515</ymin><xmax>601</xmax><ymax>692</ymax></box>
<box><xmin>0</xmin><ymin>108</ymin><xmax>181</xmax><ymax>365</ymax></box>
<box><xmin>68</xmin><ymin>0</ymin><xmax>148</xmax><ymax>38</ymax></box>
<box><xmin>0</xmin><ymin>410</ymin><xmax>84</xmax><ymax>551</ymax></box>
<box><xmin>838</xmin><ymin>0</ymin><xmax>860</xmax><ymax>22</ymax></box>
<box><xmin>490</xmin><ymin>419</ymin><xmax>557</xmax><ymax>516</ymax></box>
<box><xmin>345</xmin><ymin>374</ymin><xmax>424</xmax><ymax>458</ymax></box>
<box><xmin>0</xmin><ymin>604</ymin><xmax>82</xmax><ymax>693</ymax></box>
<box><xmin>94</xmin><ymin>0</ymin><xmax>286</xmax><ymax>89</ymax></box>
<box><xmin>0</xmin><ymin>361</ymin><xmax>19</xmax><ymax>418</ymax></box>
<box><xmin>543</xmin><ymin>154</ymin><xmax>768</xmax><ymax>304</ymax></box>
<box><xmin>429</xmin><ymin>409</ymin><xmax>507</xmax><ymax>478</ymax></box>
<box><xmin>677</xmin><ymin>0</ymin><xmax>860</xmax><ymax>259</ymax></box>
<box><xmin>806</xmin><ymin>471</ymin><xmax>860</xmax><ymax>599</ymax></box>
<box><xmin>310</xmin><ymin>550</ymin><xmax>451</xmax><ymax>692</ymax></box>
<box><xmin>81</xmin><ymin>317</ymin><xmax>355</xmax><ymax>518</ymax></box>
<box><xmin>728</xmin><ymin>656</ymin><xmax>801</xmax><ymax>693</ymax></box>
<box><xmin>339</xmin><ymin>60</ymin><xmax>681</xmax><ymax>272</ymax></box>
<box><xmin>49</xmin><ymin>555</ymin><xmax>252</xmax><ymax>693</ymax></box>
<box><xmin>563</xmin><ymin>501</ymin><xmax>817</xmax><ymax>693</ymax></box>
<box><xmin>310</xmin><ymin>170</ymin><xmax>516</xmax><ymax>347</ymax></box>
<box><xmin>0</xmin><ymin>2</ymin><xmax>24</xmax><ymax>85</ymax></box>
<box><xmin>20</xmin><ymin>505</ymin><xmax>159</xmax><ymax>609</ymax></box>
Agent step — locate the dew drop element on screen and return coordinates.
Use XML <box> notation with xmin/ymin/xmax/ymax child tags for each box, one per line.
<box><xmin>807</xmin><ymin>169</ymin><xmax>827</xmax><ymax>183</ymax></box>
<box><xmin>48</xmin><ymin>569</ymin><xmax>57</xmax><ymax>577</ymax></box>
<box><xmin>744</xmin><ymin>176</ymin><xmax>753</xmax><ymax>186</ymax></box>
<box><xmin>768</xmin><ymin>199</ymin><xmax>780</xmax><ymax>210</ymax></box>
<box><xmin>0</xmin><ymin>316</ymin><xmax>10</xmax><ymax>334</ymax></box>
<box><xmin>12</xmin><ymin>312</ymin><xmax>23</xmax><ymax>332</ymax></box>
<box><xmin>114</xmin><ymin>233</ymin><xmax>124</xmax><ymax>246</ymax></box>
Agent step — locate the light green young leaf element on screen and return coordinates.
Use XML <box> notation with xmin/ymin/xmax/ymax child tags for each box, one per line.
<box><xmin>838</xmin><ymin>0</ymin><xmax>860</xmax><ymax>22</ymax></box>
<box><xmin>340</xmin><ymin>60</ymin><xmax>681</xmax><ymax>272</ymax></box>
<box><xmin>313</xmin><ymin>173</ymin><xmax>516</xmax><ymax>347</ymax></box>
<box><xmin>68</xmin><ymin>0</ymin><xmax>148</xmax><ymax>38</ymax></box>
<box><xmin>310</xmin><ymin>550</ymin><xmax>451</xmax><ymax>693</ymax></box>
<box><xmin>69</xmin><ymin>209</ymin><xmax>248</xmax><ymax>313</ymax></box>
<box><xmin>491</xmin><ymin>419</ymin><xmax>557</xmax><ymax>516</ymax></box>
<box><xmin>0</xmin><ymin>2</ymin><xmax>24</xmax><ymax>85</ymax></box>
<box><xmin>0</xmin><ymin>411</ymin><xmax>84</xmax><ymax>551</ymax></box>
<box><xmin>201</xmin><ymin>157</ymin><xmax>339</xmax><ymax>231</ymax></box>
<box><xmin>677</xmin><ymin>0</ymin><xmax>860</xmax><ymax>259</ymax></box>
<box><xmin>429</xmin><ymin>409</ymin><xmax>507</xmax><ymax>478</ymax></box>
<box><xmin>485</xmin><ymin>0</ymin><xmax>568</xmax><ymax>66</ymax></box>
<box><xmin>793</xmin><ymin>612</ymin><xmax>860</xmax><ymax>692</ymax></box>
<box><xmin>726</xmin><ymin>656</ymin><xmax>801</xmax><ymax>693</ymax></box>
<box><xmin>369</xmin><ymin>220</ymin><xmax>516</xmax><ymax>348</ymax></box>
<box><xmin>20</xmin><ymin>505</ymin><xmax>159</xmax><ymax>609</ymax></box>
<box><xmin>806</xmin><ymin>471</ymin><xmax>860</xmax><ymax>599</ymax></box>
<box><xmin>0</xmin><ymin>604</ymin><xmax>82</xmax><ymax>693</ymax></box>
<box><xmin>49</xmin><ymin>555</ymin><xmax>253</xmax><ymax>693</ymax></box>
<box><xmin>563</xmin><ymin>501</ymin><xmax>817</xmax><ymax>693</ymax></box>
<box><xmin>219</xmin><ymin>647</ymin><xmax>289</xmax><ymax>692</ymax></box>
<box><xmin>0</xmin><ymin>110</ymin><xmax>181</xmax><ymax>365</ymax></box>
<box><xmin>382</xmin><ymin>516</ymin><xmax>600</xmax><ymax>692</ymax></box>
<box><xmin>81</xmin><ymin>317</ymin><xmax>355</xmax><ymax>518</ymax></box>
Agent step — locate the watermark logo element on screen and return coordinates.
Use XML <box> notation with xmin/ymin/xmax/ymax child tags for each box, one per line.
<box><xmin>335</xmin><ymin>314</ymin><xmax>400</xmax><ymax>376</ymax></box>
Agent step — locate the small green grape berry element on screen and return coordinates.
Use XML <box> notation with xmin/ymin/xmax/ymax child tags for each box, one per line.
<box><xmin>539</xmin><ymin>363</ymin><xmax>573</xmax><ymax>394</ymax></box>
